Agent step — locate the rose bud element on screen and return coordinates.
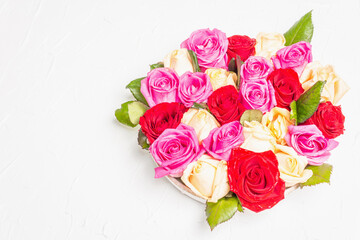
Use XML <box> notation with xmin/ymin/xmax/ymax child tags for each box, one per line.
<box><xmin>164</xmin><ymin>49</ymin><xmax>195</xmax><ymax>76</ymax></box>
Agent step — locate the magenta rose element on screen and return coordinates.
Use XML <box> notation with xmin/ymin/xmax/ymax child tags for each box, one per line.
<box><xmin>241</xmin><ymin>56</ymin><xmax>274</xmax><ymax>81</ymax></box>
<box><xmin>141</xmin><ymin>68</ymin><xmax>180</xmax><ymax>107</ymax></box>
<box><xmin>271</xmin><ymin>41</ymin><xmax>312</xmax><ymax>76</ymax></box>
<box><xmin>150</xmin><ymin>124</ymin><xmax>205</xmax><ymax>178</ymax></box>
<box><xmin>178</xmin><ymin>71</ymin><xmax>213</xmax><ymax>107</ymax></box>
<box><xmin>285</xmin><ymin>125</ymin><xmax>339</xmax><ymax>165</ymax></box>
<box><xmin>239</xmin><ymin>79</ymin><xmax>277</xmax><ymax>113</ymax></box>
<box><xmin>180</xmin><ymin>28</ymin><xmax>228</xmax><ymax>71</ymax></box>
<box><xmin>202</xmin><ymin>121</ymin><xmax>245</xmax><ymax>161</ymax></box>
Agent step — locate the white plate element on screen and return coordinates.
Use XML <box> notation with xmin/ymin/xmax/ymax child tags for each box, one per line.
<box><xmin>152</xmin><ymin>155</ymin><xmax>298</xmax><ymax>204</ymax></box>
<box><xmin>165</xmin><ymin>175</ymin><xmax>298</xmax><ymax>204</ymax></box>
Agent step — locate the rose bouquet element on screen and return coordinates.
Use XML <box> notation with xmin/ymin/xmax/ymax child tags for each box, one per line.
<box><xmin>115</xmin><ymin>11</ymin><xmax>349</xmax><ymax>230</ymax></box>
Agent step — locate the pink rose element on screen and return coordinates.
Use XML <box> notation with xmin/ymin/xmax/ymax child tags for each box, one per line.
<box><xmin>285</xmin><ymin>125</ymin><xmax>339</xmax><ymax>165</ymax></box>
<box><xmin>241</xmin><ymin>56</ymin><xmax>274</xmax><ymax>81</ymax></box>
<box><xmin>178</xmin><ymin>71</ymin><xmax>213</xmax><ymax>107</ymax></box>
<box><xmin>239</xmin><ymin>79</ymin><xmax>277</xmax><ymax>113</ymax></box>
<box><xmin>150</xmin><ymin>124</ymin><xmax>205</xmax><ymax>178</ymax></box>
<box><xmin>202</xmin><ymin>121</ymin><xmax>244</xmax><ymax>161</ymax></box>
<box><xmin>271</xmin><ymin>41</ymin><xmax>312</xmax><ymax>76</ymax></box>
<box><xmin>141</xmin><ymin>68</ymin><xmax>180</xmax><ymax>107</ymax></box>
<box><xmin>181</xmin><ymin>28</ymin><xmax>228</xmax><ymax>71</ymax></box>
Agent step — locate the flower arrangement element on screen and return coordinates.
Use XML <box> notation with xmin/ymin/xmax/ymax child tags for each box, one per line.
<box><xmin>115</xmin><ymin>11</ymin><xmax>349</xmax><ymax>230</ymax></box>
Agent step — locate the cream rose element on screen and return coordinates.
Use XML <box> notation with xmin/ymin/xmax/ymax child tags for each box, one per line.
<box><xmin>181</xmin><ymin>154</ymin><xmax>230</xmax><ymax>202</ymax></box>
<box><xmin>181</xmin><ymin>108</ymin><xmax>220</xmax><ymax>143</ymax></box>
<box><xmin>274</xmin><ymin>144</ymin><xmax>313</xmax><ymax>187</ymax></box>
<box><xmin>205</xmin><ymin>68</ymin><xmax>237</xmax><ymax>91</ymax></box>
<box><xmin>164</xmin><ymin>48</ymin><xmax>194</xmax><ymax>76</ymax></box>
<box><xmin>255</xmin><ymin>32</ymin><xmax>286</xmax><ymax>60</ymax></box>
<box><xmin>262</xmin><ymin>107</ymin><xmax>293</xmax><ymax>145</ymax></box>
<box><xmin>300</xmin><ymin>61</ymin><xmax>350</xmax><ymax>105</ymax></box>
<box><xmin>240</xmin><ymin>121</ymin><xmax>277</xmax><ymax>152</ymax></box>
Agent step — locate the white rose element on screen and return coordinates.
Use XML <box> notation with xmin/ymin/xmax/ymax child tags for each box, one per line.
<box><xmin>181</xmin><ymin>108</ymin><xmax>220</xmax><ymax>143</ymax></box>
<box><xmin>181</xmin><ymin>155</ymin><xmax>230</xmax><ymax>202</ymax></box>
<box><xmin>255</xmin><ymin>32</ymin><xmax>286</xmax><ymax>60</ymax></box>
<box><xmin>205</xmin><ymin>68</ymin><xmax>237</xmax><ymax>91</ymax></box>
<box><xmin>262</xmin><ymin>107</ymin><xmax>293</xmax><ymax>145</ymax></box>
<box><xmin>164</xmin><ymin>49</ymin><xmax>194</xmax><ymax>76</ymax></box>
<box><xmin>275</xmin><ymin>144</ymin><xmax>313</xmax><ymax>187</ymax></box>
<box><xmin>240</xmin><ymin>121</ymin><xmax>277</xmax><ymax>152</ymax></box>
<box><xmin>300</xmin><ymin>61</ymin><xmax>350</xmax><ymax>105</ymax></box>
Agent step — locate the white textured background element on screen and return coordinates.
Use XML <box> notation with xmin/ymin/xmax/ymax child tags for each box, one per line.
<box><xmin>0</xmin><ymin>0</ymin><xmax>360</xmax><ymax>239</ymax></box>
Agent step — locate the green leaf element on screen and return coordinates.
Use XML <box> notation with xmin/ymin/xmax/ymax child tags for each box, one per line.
<box><xmin>300</xmin><ymin>163</ymin><xmax>333</xmax><ymax>187</ymax></box>
<box><xmin>126</xmin><ymin>77</ymin><xmax>148</xmax><ymax>106</ymax></box>
<box><xmin>187</xmin><ymin>50</ymin><xmax>201</xmax><ymax>72</ymax></box>
<box><xmin>115</xmin><ymin>101</ymin><xmax>136</xmax><ymax>127</ymax></box>
<box><xmin>128</xmin><ymin>101</ymin><xmax>148</xmax><ymax>124</ymax></box>
<box><xmin>192</xmin><ymin>102</ymin><xmax>209</xmax><ymax>111</ymax></box>
<box><xmin>284</xmin><ymin>10</ymin><xmax>314</xmax><ymax>46</ymax></box>
<box><xmin>236</xmin><ymin>55</ymin><xmax>244</xmax><ymax>89</ymax></box>
<box><xmin>290</xmin><ymin>101</ymin><xmax>298</xmax><ymax>125</ymax></box>
<box><xmin>292</xmin><ymin>81</ymin><xmax>326</xmax><ymax>124</ymax></box>
<box><xmin>137</xmin><ymin>129</ymin><xmax>150</xmax><ymax>149</ymax></box>
<box><xmin>240</xmin><ymin>109</ymin><xmax>263</xmax><ymax>126</ymax></box>
<box><xmin>206</xmin><ymin>196</ymin><xmax>239</xmax><ymax>231</ymax></box>
<box><xmin>150</xmin><ymin>62</ymin><xmax>164</xmax><ymax>70</ymax></box>
<box><xmin>228</xmin><ymin>58</ymin><xmax>236</xmax><ymax>72</ymax></box>
<box><xmin>237</xmin><ymin>200</ymin><xmax>243</xmax><ymax>213</ymax></box>
<box><xmin>115</xmin><ymin>101</ymin><xmax>148</xmax><ymax>127</ymax></box>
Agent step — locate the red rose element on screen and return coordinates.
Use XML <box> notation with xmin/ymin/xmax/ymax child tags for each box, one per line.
<box><xmin>302</xmin><ymin>101</ymin><xmax>345</xmax><ymax>139</ymax></box>
<box><xmin>227</xmin><ymin>35</ymin><xmax>256</xmax><ymax>62</ymax></box>
<box><xmin>207</xmin><ymin>85</ymin><xmax>246</xmax><ymax>125</ymax></box>
<box><xmin>267</xmin><ymin>68</ymin><xmax>304</xmax><ymax>109</ymax></box>
<box><xmin>228</xmin><ymin>148</ymin><xmax>285</xmax><ymax>213</ymax></box>
<box><xmin>139</xmin><ymin>102</ymin><xmax>187</xmax><ymax>144</ymax></box>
